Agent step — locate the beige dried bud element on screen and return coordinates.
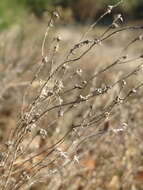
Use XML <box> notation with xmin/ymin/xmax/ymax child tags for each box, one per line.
<box><xmin>21</xmin><ymin>171</ymin><xmax>30</xmax><ymax>181</ymax></box>
<box><xmin>79</xmin><ymin>95</ymin><xmax>87</xmax><ymax>101</ymax></box>
<box><xmin>53</xmin><ymin>11</ymin><xmax>60</xmax><ymax>19</ymax></box>
<box><xmin>42</xmin><ymin>56</ymin><xmax>48</xmax><ymax>63</ymax></box>
<box><xmin>38</xmin><ymin>128</ymin><xmax>48</xmax><ymax>139</ymax></box>
<box><xmin>122</xmin><ymin>122</ymin><xmax>128</xmax><ymax>129</ymax></box>
<box><xmin>107</xmin><ymin>5</ymin><xmax>113</xmax><ymax>13</ymax></box>
<box><xmin>112</xmin><ymin>23</ymin><xmax>119</xmax><ymax>28</ymax></box>
<box><xmin>75</xmin><ymin>84</ymin><xmax>83</xmax><ymax>89</ymax></box>
<box><xmin>117</xmin><ymin>14</ymin><xmax>123</xmax><ymax>22</ymax></box>
<box><xmin>49</xmin><ymin>20</ymin><xmax>54</xmax><ymax>27</ymax></box>
<box><xmin>55</xmin><ymin>80</ymin><xmax>64</xmax><ymax>91</ymax></box>
<box><xmin>56</xmin><ymin>36</ymin><xmax>62</xmax><ymax>42</ymax></box>
<box><xmin>138</xmin><ymin>35</ymin><xmax>143</xmax><ymax>41</ymax></box>
<box><xmin>121</xmin><ymin>80</ymin><xmax>127</xmax><ymax>86</ymax></box>
<box><xmin>104</xmin><ymin>112</ymin><xmax>110</xmax><ymax>120</ymax></box>
<box><xmin>56</xmin><ymin>148</ymin><xmax>68</xmax><ymax>159</ymax></box>
<box><xmin>131</xmin><ymin>88</ymin><xmax>137</xmax><ymax>93</ymax></box>
<box><xmin>62</xmin><ymin>64</ymin><xmax>69</xmax><ymax>70</ymax></box>
<box><xmin>76</xmin><ymin>68</ymin><xmax>82</xmax><ymax>76</ymax></box>
<box><xmin>82</xmin><ymin>80</ymin><xmax>87</xmax><ymax>85</ymax></box>
<box><xmin>54</xmin><ymin>44</ymin><xmax>59</xmax><ymax>52</ymax></box>
<box><xmin>5</xmin><ymin>141</ymin><xmax>14</xmax><ymax>149</ymax></box>
<box><xmin>58</xmin><ymin>109</ymin><xmax>64</xmax><ymax>117</ymax></box>
<box><xmin>59</xmin><ymin>96</ymin><xmax>63</xmax><ymax>105</ymax></box>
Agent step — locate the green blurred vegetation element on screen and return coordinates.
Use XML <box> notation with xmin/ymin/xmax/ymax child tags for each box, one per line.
<box><xmin>0</xmin><ymin>0</ymin><xmax>25</xmax><ymax>29</ymax></box>
<box><xmin>0</xmin><ymin>0</ymin><xmax>143</xmax><ymax>30</ymax></box>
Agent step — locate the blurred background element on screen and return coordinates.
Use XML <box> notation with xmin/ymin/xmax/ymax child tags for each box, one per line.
<box><xmin>0</xmin><ymin>0</ymin><xmax>143</xmax><ymax>29</ymax></box>
<box><xmin>0</xmin><ymin>1</ymin><xmax>143</xmax><ymax>189</ymax></box>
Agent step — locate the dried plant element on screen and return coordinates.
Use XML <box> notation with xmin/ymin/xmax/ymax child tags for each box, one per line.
<box><xmin>0</xmin><ymin>1</ymin><xmax>143</xmax><ymax>189</ymax></box>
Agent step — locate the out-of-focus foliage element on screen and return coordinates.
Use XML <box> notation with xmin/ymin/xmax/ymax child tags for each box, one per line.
<box><xmin>19</xmin><ymin>0</ymin><xmax>73</xmax><ymax>16</ymax></box>
<box><xmin>122</xmin><ymin>0</ymin><xmax>143</xmax><ymax>18</ymax></box>
<box><xmin>0</xmin><ymin>0</ymin><xmax>25</xmax><ymax>29</ymax></box>
<box><xmin>19</xmin><ymin>0</ymin><xmax>52</xmax><ymax>18</ymax></box>
<box><xmin>53</xmin><ymin>0</ymin><xmax>73</xmax><ymax>7</ymax></box>
<box><xmin>71</xmin><ymin>0</ymin><xmax>106</xmax><ymax>23</ymax></box>
<box><xmin>0</xmin><ymin>0</ymin><xmax>143</xmax><ymax>29</ymax></box>
<box><xmin>70</xmin><ymin>0</ymin><xmax>143</xmax><ymax>22</ymax></box>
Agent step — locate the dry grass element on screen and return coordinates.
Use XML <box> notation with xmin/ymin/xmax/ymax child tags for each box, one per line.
<box><xmin>0</xmin><ymin>4</ymin><xmax>143</xmax><ymax>190</ymax></box>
